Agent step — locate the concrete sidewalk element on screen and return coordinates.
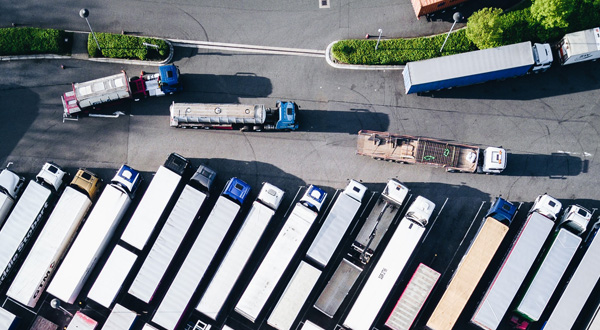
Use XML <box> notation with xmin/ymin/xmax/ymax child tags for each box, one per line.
<box><xmin>71</xmin><ymin>31</ymin><xmax>89</xmax><ymax>60</ymax></box>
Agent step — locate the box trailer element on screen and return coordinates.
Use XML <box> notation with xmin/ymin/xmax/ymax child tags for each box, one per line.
<box><xmin>102</xmin><ymin>304</ymin><xmax>137</xmax><ymax>330</ymax></box>
<box><xmin>121</xmin><ymin>153</ymin><xmax>190</xmax><ymax>251</ymax></box>
<box><xmin>47</xmin><ymin>165</ymin><xmax>141</xmax><ymax>304</ymax></box>
<box><xmin>267</xmin><ymin>261</ymin><xmax>322</xmax><ymax>330</ymax></box>
<box><xmin>343</xmin><ymin>196</ymin><xmax>436</xmax><ymax>330</ymax></box>
<box><xmin>152</xmin><ymin>177</ymin><xmax>251</xmax><ymax>330</ymax></box>
<box><xmin>235</xmin><ymin>185</ymin><xmax>327</xmax><ymax>323</ymax></box>
<box><xmin>66</xmin><ymin>312</ymin><xmax>97</xmax><ymax>330</ymax></box>
<box><xmin>196</xmin><ymin>182</ymin><xmax>285</xmax><ymax>320</ymax></box>
<box><xmin>0</xmin><ymin>162</ymin><xmax>65</xmax><ymax>286</ymax></box>
<box><xmin>87</xmin><ymin>245</ymin><xmax>137</xmax><ymax>308</ymax></box>
<box><xmin>128</xmin><ymin>165</ymin><xmax>216</xmax><ymax>303</ymax></box>
<box><xmin>543</xmin><ymin>219</ymin><xmax>600</xmax><ymax>330</ymax></box>
<box><xmin>511</xmin><ymin>205</ymin><xmax>592</xmax><ymax>329</ymax></box>
<box><xmin>301</xmin><ymin>321</ymin><xmax>325</xmax><ymax>330</ymax></box>
<box><xmin>471</xmin><ymin>195</ymin><xmax>562</xmax><ymax>330</ymax></box>
<box><xmin>426</xmin><ymin>198</ymin><xmax>517</xmax><ymax>330</ymax></box>
<box><xmin>385</xmin><ymin>263</ymin><xmax>440</xmax><ymax>330</ymax></box>
<box><xmin>0</xmin><ymin>167</ymin><xmax>25</xmax><ymax>228</ymax></box>
<box><xmin>586</xmin><ymin>303</ymin><xmax>600</xmax><ymax>330</ymax></box>
<box><xmin>557</xmin><ymin>27</ymin><xmax>600</xmax><ymax>65</ymax></box>
<box><xmin>402</xmin><ymin>42</ymin><xmax>552</xmax><ymax>94</ymax></box>
<box><xmin>307</xmin><ymin>180</ymin><xmax>367</xmax><ymax>268</ymax></box>
<box><xmin>314</xmin><ymin>180</ymin><xmax>409</xmax><ymax>318</ymax></box>
<box><xmin>7</xmin><ymin>169</ymin><xmax>100</xmax><ymax>308</ymax></box>
<box><xmin>0</xmin><ymin>307</ymin><xmax>18</xmax><ymax>330</ymax></box>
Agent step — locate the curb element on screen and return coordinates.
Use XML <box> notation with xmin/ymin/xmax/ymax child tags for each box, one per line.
<box><xmin>0</xmin><ymin>54</ymin><xmax>71</xmax><ymax>61</ymax></box>
<box><xmin>325</xmin><ymin>40</ymin><xmax>405</xmax><ymax>70</ymax></box>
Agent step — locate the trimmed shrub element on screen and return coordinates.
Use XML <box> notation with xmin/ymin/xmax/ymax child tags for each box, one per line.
<box><xmin>0</xmin><ymin>27</ymin><xmax>72</xmax><ymax>56</ymax></box>
<box><xmin>465</xmin><ymin>8</ymin><xmax>505</xmax><ymax>49</ymax></box>
<box><xmin>332</xmin><ymin>29</ymin><xmax>476</xmax><ymax>65</ymax></box>
<box><xmin>88</xmin><ymin>33</ymin><xmax>168</xmax><ymax>60</ymax></box>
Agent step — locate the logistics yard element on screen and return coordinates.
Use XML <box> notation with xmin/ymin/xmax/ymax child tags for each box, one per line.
<box><xmin>1</xmin><ymin>1</ymin><xmax>600</xmax><ymax>330</ymax></box>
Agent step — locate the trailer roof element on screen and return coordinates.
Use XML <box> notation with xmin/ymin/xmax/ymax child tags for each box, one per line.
<box><xmin>74</xmin><ymin>72</ymin><xmax>129</xmax><ymax>100</ymax></box>
<box><xmin>564</xmin><ymin>27</ymin><xmax>600</xmax><ymax>55</ymax></box>
<box><xmin>404</xmin><ymin>42</ymin><xmax>534</xmax><ymax>86</ymax></box>
<box><xmin>170</xmin><ymin>103</ymin><xmax>265</xmax><ymax>119</ymax></box>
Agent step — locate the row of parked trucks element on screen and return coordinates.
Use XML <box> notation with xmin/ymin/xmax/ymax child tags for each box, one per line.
<box><xmin>1</xmin><ymin>157</ymin><xmax>600</xmax><ymax>330</ymax></box>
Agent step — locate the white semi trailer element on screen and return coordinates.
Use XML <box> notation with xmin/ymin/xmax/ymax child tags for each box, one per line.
<box><xmin>343</xmin><ymin>196</ymin><xmax>436</xmax><ymax>330</ymax></box>
<box><xmin>121</xmin><ymin>153</ymin><xmax>190</xmax><ymax>251</ymax></box>
<box><xmin>152</xmin><ymin>177</ymin><xmax>251</xmax><ymax>330</ymax></box>
<box><xmin>235</xmin><ymin>185</ymin><xmax>327</xmax><ymax>323</ymax></box>
<box><xmin>87</xmin><ymin>245</ymin><xmax>137</xmax><ymax>308</ymax></box>
<box><xmin>128</xmin><ymin>165</ymin><xmax>216</xmax><ymax>303</ymax></box>
<box><xmin>196</xmin><ymin>182</ymin><xmax>285</xmax><ymax>320</ymax></box>
<box><xmin>47</xmin><ymin>165</ymin><xmax>141</xmax><ymax>304</ymax></box>
<box><xmin>102</xmin><ymin>304</ymin><xmax>137</xmax><ymax>330</ymax></box>
<box><xmin>0</xmin><ymin>162</ymin><xmax>65</xmax><ymax>286</ymax></box>
<box><xmin>557</xmin><ymin>27</ymin><xmax>600</xmax><ymax>65</ymax></box>
<box><xmin>7</xmin><ymin>169</ymin><xmax>100</xmax><ymax>308</ymax></box>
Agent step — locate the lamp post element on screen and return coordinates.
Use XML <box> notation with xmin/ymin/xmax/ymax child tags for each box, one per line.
<box><xmin>440</xmin><ymin>12</ymin><xmax>463</xmax><ymax>53</ymax></box>
<box><xmin>50</xmin><ymin>298</ymin><xmax>73</xmax><ymax>318</ymax></box>
<box><xmin>79</xmin><ymin>8</ymin><xmax>101</xmax><ymax>52</ymax></box>
<box><xmin>375</xmin><ymin>28</ymin><xmax>383</xmax><ymax>50</ymax></box>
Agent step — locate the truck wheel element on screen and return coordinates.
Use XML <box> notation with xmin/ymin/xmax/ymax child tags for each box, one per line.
<box><xmin>253</xmin><ymin>125</ymin><xmax>262</xmax><ymax>131</ymax></box>
<box><xmin>241</xmin><ymin>125</ymin><xmax>250</xmax><ymax>132</ymax></box>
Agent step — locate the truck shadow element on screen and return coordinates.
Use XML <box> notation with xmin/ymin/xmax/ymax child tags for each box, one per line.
<box><xmin>298</xmin><ymin>108</ymin><xmax>390</xmax><ymax>134</ymax></box>
<box><xmin>0</xmin><ymin>85</ymin><xmax>40</xmax><ymax>167</ymax></box>
<box><xmin>503</xmin><ymin>152</ymin><xmax>587</xmax><ymax>177</ymax></box>
<box><xmin>417</xmin><ymin>61</ymin><xmax>600</xmax><ymax>100</ymax></box>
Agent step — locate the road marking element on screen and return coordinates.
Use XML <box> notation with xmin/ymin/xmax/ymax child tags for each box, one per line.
<box><xmin>422</xmin><ymin>197</ymin><xmax>448</xmax><ymax>243</ymax></box>
<box><xmin>557</xmin><ymin>150</ymin><xmax>593</xmax><ymax>157</ymax></box>
<box><xmin>170</xmin><ymin>39</ymin><xmax>325</xmax><ymax>58</ymax></box>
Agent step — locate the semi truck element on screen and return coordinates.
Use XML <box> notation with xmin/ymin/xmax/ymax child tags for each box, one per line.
<box><xmin>0</xmin><ymin>307</ymin><xmax>18</xmax><ymax>330</ymax></box>
<box><xmin>511</xmin><ymin>204</ymin><xmax>592</xmax><ymax>329</ymax></box>
<box><xmin>47</xmin><ymin>165</ymin><xmax>141</xmax><ymax>304</ymax></box>
<box><xmin>356</xmin><ymin>130</ymin><xmax>507</xmax><ymax>174</ymax></box>
<box><xmin>314</xmin><ymin>179</ymin><xmax>409</xmax><ymax>317</ymax></box>
<box><xmin>87</xmin><ymin>245</ymin><xmax>137</xmax><ymax>308</ymax></box>
<box><xmin>0</xmin><ymin>162</ymin><xmax>65</xmax><ymax>286</ymax></box>
<box><xmin>196</xmin><ymin>182</ymin><xmax>285</xmax><ymax>321</ymax></box>
<box><xmin>120</xmin><ymin>153</ymin><xmax>191</xmax><ymax>251</ymax></box>
<box><xmin>470</xmin><ymin>194</ymin><xmax>562</xmax><ymax>330</ymax></box>
<box><xmin>557</xmin><ymin>27</ymin><xmax>600</xmax><ymax>65</ymax></box>
<box><xmin>343</xmin><ymin>196</ymin><xmax>436</xmax><ymax>330</ymax></box>
<box><xmin>402</xmin><ymin>41</ymin><xmax>553</xmax><ymax>94</ymax></box>
<box><xmin>0</xmin><ymin>166</ymin><xmax>25</xmax><ymax>228</ymax></box>
<box><xmin>410</xmin><ymin>0</ymin><xmax>471</xmax><ymax>18</ymax></box>
<box><xmin>169</xmin><ymin>101</ymin><xmax>299</xmax><ymax>131</ymax></box>
<box><xmin>426</xmin><ymin>198</ymin><xmax>517</xmax><ymax>330</ymax></box>
<box><xmin>235</xmin><ymin>185</ymin><xmax>327</xmax><ymax>323</ymax></box>
<box><xmin>66</xmin><ymin>312</ymin><xmax>97</xmax><ymax>330</ymax></box>
<box><xmin>103</xmin><ymin>304</ymin><xmax>138</xmax><ymax>330</ymax></box>
<box><xmin>62</xmin><ymin>64</ymin><xmax>182</xmax><ymax>118</ymax></box>
<box><xmin>7</xmin><ymin>169</ymin><xmax>100</xmax><ymax>308</ymax></box>
<box><xmin>128</xmin><ymin>165</ymin><xmax>216</xmax><ymax>303</ymax></box>
<box><xmin>542</xmin><ymin>218</ymin><xmax>600</xmax><ymax>330</ymax></box>
<box><xmin>152</xmin><ymin>177</ymin><xmax>251</xmax><ymax>330</ymax></box>
<box><xmin>385</xmin><ymin>263</ymin><xmax>441</xmax><ymax>330</ymax></box>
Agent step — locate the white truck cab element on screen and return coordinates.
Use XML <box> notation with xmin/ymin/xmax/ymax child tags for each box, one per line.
<box><xmin>258</xmin><ymin>183</ymin><xmax>285</xmax><ymax>210</ymax></box>
<box><xmin>482</xmin><ymin>147</ymin><xmax>507</xmax><ymax>174</ymax></box>
<box><xmin>531</xmin><ymin>43</ymin><xmax>554</xmax><ymax>72</ymax></box>
<box><xmin>344</xmin><ymin>180</ymin><xmax>368</xmax><ymax>203</ymax></box>
<box><xmin>36</xmin><ymin>162</ymin><xmax>66</xmax><ymax>192</ymax></box>
<box><xmin>0</xmin><ymin>168</ymin><xmax>24</xmax><ymax>200</ymax></box>
<box><xmin>559</xmin><ymin>204</ymin><xmax>592</xmax><ymax>235</ymax></box>
<box><xmin>299</xmin><ymin>185</ymin><xmax>327</xmax><ymax>212</ymax></box>
<box><xmin>404</xmin><ymin>196</ymin><xmax>435</xmax><ymax>226</ymax></box>
<box><xmin>383</xmin><ymin>179</ymin><xmax>410</xmax><ymax>205</ymax></box>
<box><xmin>530</xmin><ymin>194</ymin><xmax>562</xmax><ymax>220</ymax></box>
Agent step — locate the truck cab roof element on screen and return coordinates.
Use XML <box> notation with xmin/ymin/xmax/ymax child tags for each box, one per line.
<box><xmin>71</xmin><ymin>169</ymin><xmax>101</xmax><ymax>200</ymax></box>
<box><xmin>344</xmin><ymin>180</ymin><xmax>367</xmax><ymax>203</ymax></box>
<box><xmin>222</xmin><ymin>177</ymin><xmax>251</xmax><ymax>205</ymax></box>
<box><xmin>163</xmin><ymin>153</ymin><xmax>191</xmax><ymax>176</ymax></box>
<box><xmin>190</xmin><ymin>165</ymin><xmax>217</xmax><ymax>192</ymax></box>
<box><xmin>559</xmin><ymin>205</ymin><xmax>592</xmax><ymax>235</ymax></box>
<box><xmin>300</xmin><ymin>185</ymin><xmax>327</xmax><ymax>212</ymax></box>
<box><xmin>532</xmin><ymin>43</ymin><xmax>553</xmax><ymax>66</ymax></box>
<box><xmin>158</xmin><ymin>65</ymin><xmax>181</xmax><ymax>91</ymax></box>
<box><xmin>0</xmin><ymin>168</ymin><xmax>24</xmax><ymax>199</ymax></box>
<box><xmin>36</xmin><ymin>162</ymin><xmax>66</xmax><ymax>192</ymax></box>
<box><xmin>403</xmin><ymin>196</ymin><xmax>435</xmax><ymax>226</ymax></box>
<box><xmin>257</xmin><ymin>182</ymin><xmax>285</xmax><ymax>210</ymax></box>
<box><xmin>482</xmin><ymin>147</ymin><xmax>507</xmax><ymax>173</ymax></box>
<box><xmin>112</xmin><ymin>165</ymin><xmax>142</xmax><ymax>196</ymax></box>
<box><xmin>275</xmin><ymin>101</ymin><xmax>298</xmax><ymax>130</ymax></box>
<box><xmin>486</xmin><ymin>197</ymin><xmax>517</xmax><ymax>225</ymax></box>
<box><xmin>382</xmin><ymin>179</ymin><xmax>409</xmax><ymax>206</ymax></box>
<box><xmin>530</xmin><ymin>194</ymin><xmax>562</xmax><ymax>220</ymax></box>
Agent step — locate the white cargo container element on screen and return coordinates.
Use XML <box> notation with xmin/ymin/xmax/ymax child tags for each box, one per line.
<box><xmin>267</xmin><ymin>261</ymin><xmax>322</xmax><ymax>330</ymax></box>
<box><xmin>196</xmin><ymin>182</ymin><xmax>285</xmax><ymax>320</ymax></box>
<box><xmin>542</xmin><ymin>219</ymin><xmax>600</xmax><ymax>330</ymax></box>
<box><xmin>128</xmin><ymin>165</ymin><xmax>216</xmax><ymax>303</ymax></box>
<box><xmin>102</xmin><ymin>304</ymin><xmax>137</xmax><ymax>330</ymax></box>
<box><xmin>66</xmin><ymin>312</ymin><xmax>97</xmax><ymax>330</ymax></box>
<box><xmin>48</xmin><ymin>165</ymin><xmax>141</xmax><ymax>304</ymax></box>
<box><xmin>87</xmin><ymin>245</ymin><xmax>137</xmax><ymax>308</ymax></box>
<box><xmin>152</xmin><ymin>177</ymin><xmax>251</xmax><ymax>330</ymax></box>
<box><xmin>0</xmin><ymin>162</ymin><xmax>65</xmax><ymax>286</ymax></box>
<box><xmin>385</xmin><ymin>263</ymin><xmax>440</xmax><ymax>330</ymax></box>
<box><xmin>471</xmin><ymin>195</ymin><xmax>561</xmax><ymax>330</ymax></box>
<box><xmin>307</xmin><ymin>180</ymin><xmax>367</xmax><ymax>268</ymax></box>
<box><xmin>0</xmin><ymin>307</ymin><xmax>18</xmax><ymax>330</ymax></box>
<box><xmin>343</xmin><ymin>196</ymin><xmax>435</xmax><ymax>330</ymax></box>
<box><xmin>235</xmin><ymin>185</ymin><xmax>327</xmax><ymax>323</ymax></box>
<box><xmin>301</xmin><ymin>321</ymin><xmax>325</xmax><ymax>330</ymax></box>
<box><xmin>7</xmin><ymin>169</ymin><xmax>100</xmax><ymax>308</ymax></box>
<box><xmin>142</xmin><ymin>324</ymin><xmax>159</xmax><ymax>330</ymax></box>
<box><xmin>0</xmin><ymin>167</ymin><xmax>25</xmax><ymax>228</ymax></box>
<box><xmin>557</xmin><ymin>27</ymin><xmax>600</xmax><ymax>65</ymax></box>
<box><xmin>121</xmin><ymin>153</ymin><xmax>190</xmax><ymax>251</ymax></box>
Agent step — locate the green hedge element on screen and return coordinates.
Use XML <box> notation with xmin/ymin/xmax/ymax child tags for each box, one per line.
<box><xmin>332</xmin><ymin>29</ymin><xmax>477</xmax><ymax>65</ymax></box>
<box><xmin>0</xmin><ymin>27</ymin><xmax>72</xmax><ymax>56</ymax></box>
<box><xmin>88</xmin><ymin>33</ymin><xmax>168</xmax><ymax>60</ymax></box>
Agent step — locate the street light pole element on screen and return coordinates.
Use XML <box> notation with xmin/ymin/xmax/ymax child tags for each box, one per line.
<box><xmin>375</xmin><ymin>28</ymin><xmax>383</xmax><ymax>50</ymax></box>
<box><xmin>440</xmin><ymin>12</ymin><xmax>463</xmax><ymax>53</ymax></box>
<box><xmin>79</xmin><ymin>8</ymin><xmax>101</xmax><ymax>52</ymax></box>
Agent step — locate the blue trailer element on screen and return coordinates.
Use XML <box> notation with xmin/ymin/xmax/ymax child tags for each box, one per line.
<box><xmin>402</xmin><ymin>42</ymin><xmax>553</xmax><ymax>94</ymax></box>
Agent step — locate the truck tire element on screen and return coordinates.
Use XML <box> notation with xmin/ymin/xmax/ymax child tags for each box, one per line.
<box><xmin>241</xmin><ymin>125</ymin><xmax>250</xmax><ymax>132</ymax></box>
<box><xmin>253</xmin><ymin>125</ymin><xmax>262</xmax><ymax>131</ymax></box>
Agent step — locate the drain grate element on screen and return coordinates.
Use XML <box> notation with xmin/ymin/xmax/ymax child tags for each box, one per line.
<box><xmin>319</xmin><ymin>0</ymin><xmax>330</xmax><ymax>8</ymax></box>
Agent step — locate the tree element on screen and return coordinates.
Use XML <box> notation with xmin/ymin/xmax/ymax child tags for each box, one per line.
<box><xmin>530</xmin><ymin>0</ymin><xmax>575</xmax><ymax>29</ymax></box>
<box><xmin>466</xmin><ymin>8</ymin><xmax>504</xmax><ymax>49</ymax></box>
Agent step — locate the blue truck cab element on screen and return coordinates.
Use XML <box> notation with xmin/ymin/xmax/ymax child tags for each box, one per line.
<box><xmin>222</xmin><ymin>177</ymin><xmax>251</xmax><ymax>205</ymax></box>
<box><xmin>275</xmin><ymin>101</ymin><xmax>299</xmax><ymax>131</ymax></box>
<box><xmin>159</xmin><ymin>65</ymin><xmax>183</xmax><ymax>94</ymax></box>
<box><xmin>486</xmin><ymin>197</ymin><xmax>517</xmax><ymax>226</ymax></box>
<box><xmin>112</xmin><ymin>165</ymin><xmax>142</xmax><ymax>198</ymax></box>
<box><xmin>299</xmin><ymin>185</ymin><xmax>327</xmax><ymax>213</ymax></box>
